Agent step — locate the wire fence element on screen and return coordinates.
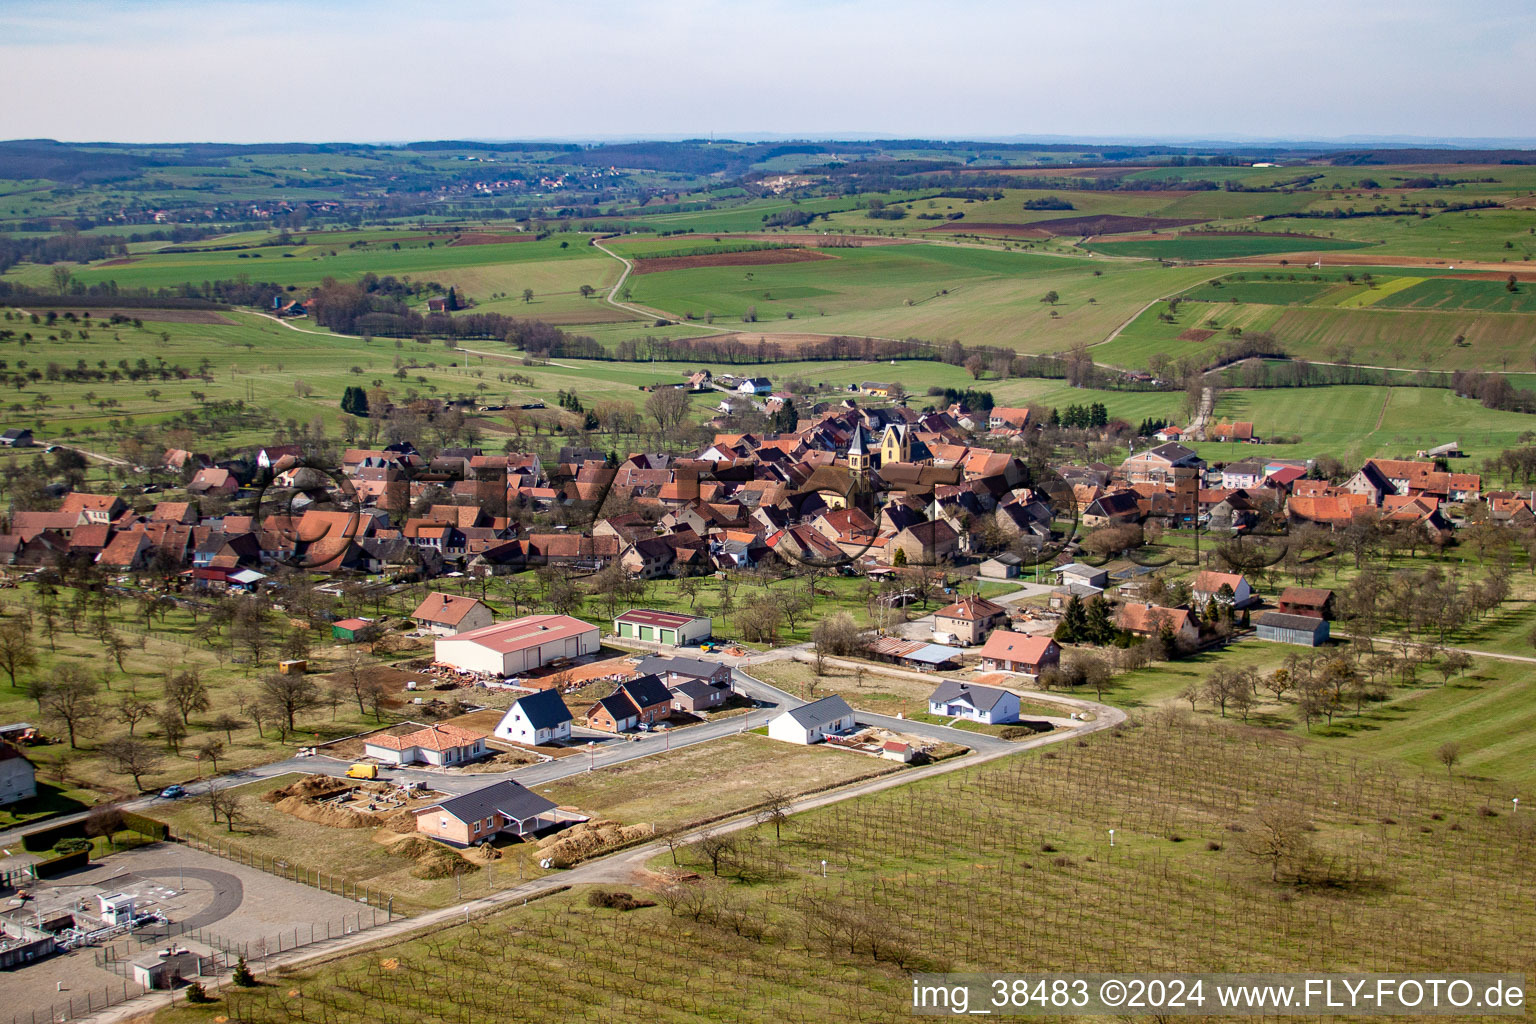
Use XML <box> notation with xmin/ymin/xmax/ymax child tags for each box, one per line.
<box><xmin>177</xmin><ymin>833</ymin><xmax>401</xmax><ymax>915</ymax></box>
<box><xmin>8</xmin><ymin>978</ymin><xmax>149</xmax><ymax>1024</ymax></box>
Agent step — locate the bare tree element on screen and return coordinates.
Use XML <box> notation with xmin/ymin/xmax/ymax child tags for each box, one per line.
<box><xmin>0</xmin><ymin>621</ymin><xmax>37</xmax><ymax>688</ymax></box>
<box><xmin>257</xmin><ymin>672</ymin><xmax>324</xmax><ymax>737</ymax></box>
<box><xmin>157</xmin><ymin>708</ymin><xmax>188</xmax><ymax>753</ymax></box>
<box><xmin>207</xmin><ymin>786</ymin><xmax>246</xmax><ymax>832</ymax></box>
<box><xmin>40</xmin><ymin>664</ymin><xmax>100</xmax><ymax>748</ymax></box>
<box><xmin>694</xmin><ymin>831</ymin><xmax>737</xmax><ymax>876</ymax></box>
<box><xmin>98</xmin><ymin>737</ymin><xmax>164</xmax><ymax>792</ymax></box>
<box><xmin>210</xmin><ymin>713</ymin><xmax>243</xmax><ymax>743</ymax></box>
<box><xmin>116</xmin><ymin>696</ymin><xmax>157</xmax><ymax>736</ymax></box>
<box><xmin>164</xmin><ymin>667</ymin><xmax>210</xmax><ymax>725</ymax></box>
<box><xmin>1241</xmin><ymin>802</ymin><xmax>1312</xmax><ymax>883</ymax></box>
<box><xmin>757</xmin><ymin>789</ymin><xmax>793</xmax><ymax>841</ymax></box>
<box><xmin>195</xmin><ymin>737</ymin><xmax>225</xmax><ymax>775</ymax></box>
<box><xmin>84</xmin><ymin>805</ymin><xmax>126</xmax><ymax>849</ymax></box>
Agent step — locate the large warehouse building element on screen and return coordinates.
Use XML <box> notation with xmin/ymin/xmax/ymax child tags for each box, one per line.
<box><xmin>434</xmin><ymin>614</ymin><xmax>600</xmax><ymax>677</ymax></box>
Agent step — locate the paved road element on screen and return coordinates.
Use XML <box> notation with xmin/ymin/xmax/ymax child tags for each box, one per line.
<box><xmin>78</xmin><ymin>683</ymin><xmax>1127</xmax><ymax>1024</ymax></box>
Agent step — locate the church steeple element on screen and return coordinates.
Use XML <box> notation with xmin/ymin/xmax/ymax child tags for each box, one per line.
<box><xmin>847</xmin><ymin>426</ymin><xmax>870</xmax><ymax>474</ymax></box>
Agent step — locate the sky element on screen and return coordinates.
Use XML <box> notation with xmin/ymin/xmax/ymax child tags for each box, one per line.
<box><xmin>2</xmin><ymin>0</ymin><xmax>1535</xmax><ymax>145</ymax></box>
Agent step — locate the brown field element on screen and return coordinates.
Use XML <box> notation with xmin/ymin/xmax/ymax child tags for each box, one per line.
<box><xmin>630</xmin><ymin>248</ymin><xmax>839</xmax><ymax>275</ymax></box>
<box><xmin>1034</xmin><ymin>214</ymin><xmax>1207</xmax><ymax>236</ymax></box>
<box><xmin>1216</xmin><ymin>252</ymin><xmax>1536</xmax><ymax>272</ymax></box>
<box><xmin>709</xmin><ymin>232</ymin><xmax>914</xmax><ymax>246</ymax></box>
<box><xmin>1178</xmin><ymin>327</ymin><xmax>1216</xmax><ymax>342</ymax></box>
<box><xmin>28</xmin><ymin>306</ymin><xmax>235</xmax><ymax>324</ymax></box>
<box><xmin>922</xmin><ymin>222</ymin><xmax>1051</xmax><ymax>238</ymax></box>
<box><xmin>98</xmin><ymin>257</ymin><xmax>138</xmax><ymax>267</ymax></box>
<box><xmin>448</xmin><ymin>233</ymin><xmax>536</xmax><ymax>246</ymax></box>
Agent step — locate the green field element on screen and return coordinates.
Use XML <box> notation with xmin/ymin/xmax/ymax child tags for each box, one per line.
<box><xmin>1085</xmin><ymin>234</ymin><xmax>1373</xmax><ymax>260</ymax></box>
<box><xmin>625</xmin><ymin>242</ymin><xmax>1213</xmax><ymax>349</ymax></box>
<box><xmin>1097</xmin><ymin>294</ymin><xmax>1536</xmax><ymax>372</ymax></box>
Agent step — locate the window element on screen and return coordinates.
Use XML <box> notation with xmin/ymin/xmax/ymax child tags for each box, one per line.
<box><xmin>440</xmin><ymin>817</ymin><xmax>449</xmax><ymax>829</ymax></box>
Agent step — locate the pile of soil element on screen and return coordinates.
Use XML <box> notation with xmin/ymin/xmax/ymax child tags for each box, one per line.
<box><xmin>381</xmin><ymin>807</ymin><xmax>424</xmax><ymax>834</ymax></box>
<box><xmin>391</xmin><ymin>834</ymin><xmax>480</xmax><ymax>879</ymax></box>
<box><xmin>373</xmin><ymin>634</ymin><xmax>428</xmax><ymax>654</ymax></box>
<box><xmin>537</xmin><ymin>819</ymin><xmax>654</xmax><ymax>868</ymax></box>
<box><xmin>262</xmin><ymin>774</ymin><xmax>380</xmax><ymax>829</ymax></box>
<box><xmin>263</xmin><ymin>774</ymin><xmax>352</xmax><ymax>802</ymax></box>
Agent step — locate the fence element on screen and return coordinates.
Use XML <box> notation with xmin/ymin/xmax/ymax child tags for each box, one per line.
<box><xmin>7</xmin><ymin>978</ymin><xmax>148</xmax><ymax>1024</ymax></box>
<box><xmin>177</xmin><ymin>833</ymin><xmax>401</xmax><ymax>915</ymax></box>
<box><xmin>95</xmin><ymin>908</ymin><xmax>385</xmax><ymax>976</ymax></box>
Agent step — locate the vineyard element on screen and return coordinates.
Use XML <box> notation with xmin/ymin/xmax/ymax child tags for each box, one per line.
<box><xmin>162</xmin><ymin>713</ymin><xmax>1536</xmax><ymax>1024</ymax></box>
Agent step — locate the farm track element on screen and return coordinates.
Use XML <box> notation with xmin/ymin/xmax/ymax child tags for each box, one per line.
<box><xmin>71</xmin><ymin>676</ymin><xmax>1126</xmax><ymax>1024</ymax></box>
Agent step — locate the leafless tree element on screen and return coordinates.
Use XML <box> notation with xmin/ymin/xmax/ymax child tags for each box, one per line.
<box><xmin>694</xmin><ymin>831</ymin><xmax>737</xmax><ymax>876</ymax></box>
<box><xmin>157</xmin><ymin>707</ymin><xmax>188</xmax><ymax>753</ymax></box>
<box><xmin>164</xmin><ymin>667</ymin><xmax>210</xmax><ymax>724</ymax></box>
<box><xmin>40</xmin><ymin>664</ymin><xmax>100</xmax><ymax>748</ymax></box>
<box><xmin>98</xmin><ymin>737</ymin><xmax>164</xmax><ymax>792</ymax></box>
<box><xmin>207</xmin><ymin>786</ymin><xmax>247</xmax><ymax>832</ymax></box>
<box><xmin>757</xmin><ymin>789</ymin><xmax>793</xmax><ymax>841</ymax></box>
<box><xmin>0</xmin><ymin>621</ymin><xmax>37</xmax><ymax>688</ymax></box>
<box><xmin>1241</xmin><ymin>802</ymin><xmax>1313</xmax><ymax>883</ymax></box>
<box><xmin>116</xmin><ymin>696</ymin><xmax>156</xmax><ymax>736</ymax></box>
<box><xmin>257</xmin><ymin>672</ymin><xmax>324</xmax><ymax>737</ymax></box>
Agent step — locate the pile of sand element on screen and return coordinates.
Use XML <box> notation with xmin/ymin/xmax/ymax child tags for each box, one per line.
<box><xmin>262</xmin><ymin>774</ymin><xmax>381</xmax><ymax>829</ymax></box>
<box><xmin>381</xmin><ymin>807</ymin><xmax>423</xmax><ymax>834</ymax></box>
<box><xmin>390</xmin><ymin>834</ymin><xmax>480</xmax><ymax>879</ymax></box>
<box><xmin>263</xmin><ymin>774</ymin><xmax>351</xmax><ymax>802</ymax></box>
<box><xmin>272</xmin><ymin>795</ymin><xmax>382</xmax><ymax>829</ymax></box>
<box><xmin>537</xmin><ymin>819</ymin><xmax>653</xmax><ymax>869</ymax></box>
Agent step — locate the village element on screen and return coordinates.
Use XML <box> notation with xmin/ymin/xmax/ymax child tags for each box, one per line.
<box><xmin>0</xmin><ymin>366</ymin><xmax>1513</xmax><ymax>1013</ymax></box>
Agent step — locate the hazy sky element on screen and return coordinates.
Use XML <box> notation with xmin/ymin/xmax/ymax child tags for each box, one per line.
<box><xmin>3</xmin><ymin>0</ymin><xmax>1534</xmax><ymax>144</ymax></box>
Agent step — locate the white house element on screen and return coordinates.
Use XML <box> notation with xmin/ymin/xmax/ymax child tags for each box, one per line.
<box><xmin>434</xmin><ymin>614</ymin><xmax>600</xmax><ymax>677</ymax></box>
<box><xmin>363</xmin><ymin>723</ymin><xmax>487</xmax><ymax>766</ymax></box>
<box><xmin>0</xmin><ymin>744</ymin><xmax>36</xmax><ymax>806</ymax></box>
<box><xmin>1192</xmin><ymin>570</ymin><xmax>1254</xmax><ymax>608</ymax></box>
<box><xmin>927</xmin><ymin>680</ymin><xmax>1021</xmax><ymax>725</ymax></box>
<box><xmin>767</xmin><ymin>695</ymin><xmax>856</xmax><ymax>745</ymax></box>
<box><xmin>410</xmin><ymin>593</ymin><xmax>495</xmax><ymax>636</ymax></box>
<box><xmin>737</xmin><ymin>377</ymin><xmax>773</xmax><ymax>395</ymax></box>
<box><xmin>493</xmin><ymin>689</ymin><xmax>574</xmax><ymax>746</ymax></box>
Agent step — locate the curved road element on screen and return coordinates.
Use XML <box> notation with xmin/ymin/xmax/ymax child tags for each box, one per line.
<box><xmin>79</xmin><ymin>670</ymin><xmax>1124</xmax><ymax>1022</ymax></box>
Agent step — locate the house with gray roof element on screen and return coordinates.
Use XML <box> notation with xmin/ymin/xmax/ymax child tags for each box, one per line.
<box><xmin>767</xmin><ymin>694</ymin><xmax>856</xmax><ymax>745</ymax></box>
<box><xmin>493</xmin><ymin>689</ymin><xmax>574</xmax><ymax>746</ymax></box>
<box><xmin>927</xmin><ymin>680</ymin><xmax>1021</xmax><ymax>725</ymax></box>
<box><xmin>415</xmin><ymin>780</ymin><xmax>564</xmax><ymax>847</ymax></box>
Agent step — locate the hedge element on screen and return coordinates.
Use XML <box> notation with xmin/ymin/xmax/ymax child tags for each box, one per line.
<box><xmin>122</xmin><ymin>811</ymin><xmax>170</xmax><ymax>842</ymax></box>
<box><xmin>20</xmin><ymin>809</ymin><xmax>170</xmax><ymax>851</ymax></box>
<box><xmin>122</xmin><ymin>810</ymin><xmax>169</xmax><ymax>847</ymax></box>
<box><xmin>28</xmin><ymin>849</ymin><xmax>89</xmax><ymax>879</ymax></box>
<box><xmin>20</xmin><ymin>819</ymin><xmax>86</xmax><ymax>853</ymax></box>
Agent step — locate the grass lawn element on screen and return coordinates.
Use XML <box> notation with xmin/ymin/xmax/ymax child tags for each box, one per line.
<box><xmin>0</xmin><ymin>781</ymin><xmax>93</xmax><ymax>829</ymax></box>
<box><xmin>533</xmin><ymin>733</ymin><xmax>898</xmax><ymax>831</ymax></box>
